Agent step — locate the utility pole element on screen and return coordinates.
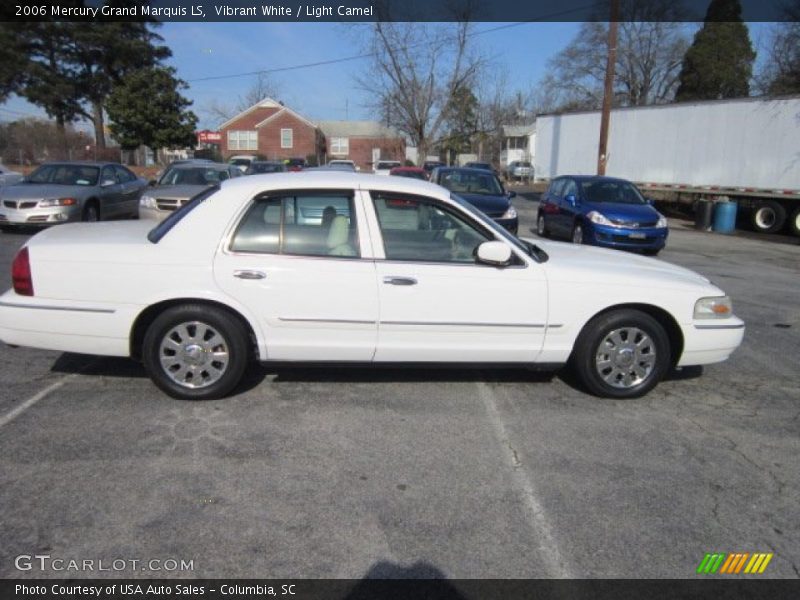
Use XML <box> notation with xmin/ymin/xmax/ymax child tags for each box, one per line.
<box><xmin>597</xmin><ymin>0</ymin><xmax>619</xmax><ymax>175</ymax></box>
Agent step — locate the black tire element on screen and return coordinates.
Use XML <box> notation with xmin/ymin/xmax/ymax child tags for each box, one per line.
<box><xmin>142</xmin><ymin>304</ymin><xmax>249</xmax><ymax>400</ymax></box>
<box><xmin>750</xmin><ymin>200</ymin><xmax>786</xmax><ymax>234</ymax></box>
<box><xmin>82</xmin><ymin>201</ymin><xmax>100</xmax><ymax>222</ymax></box>
<box><xmin>536</xmin><ymin>213</ymin><xmax>549</xmax><ymax>238</ymax></box>
<box><xmin>570</xmin><ymin>309</ymin><xmax>671</xmax><ymax>399</ymax></box>
<box><xmin>789</xmin><ymin>206</ymin><xmax>800</xmax><ymax>237</ymax></box>
<box><xmin>571</xmin><ymin>222</ymin><xmax>584</xmax><ymax>244</ymax></box>
<box><xmin>0</xmin><ymin>225</ymin><xmax>18</xmax><ymax>233</ymax></box>
<box><xmin>643</xmin><ymin>248</ymin><xmax>660</xmax><ymax>256</ymax></box>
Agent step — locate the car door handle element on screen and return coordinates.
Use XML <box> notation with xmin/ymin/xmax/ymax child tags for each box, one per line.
<box><xmin>383</xmin><ymin>276</ymin><xmax>417</xmax><ymax>286</ymax></box>
<box><xmin>234</xmin><ymin>269</ymin><xmax>266</xmax><ymax>280</ymax></box>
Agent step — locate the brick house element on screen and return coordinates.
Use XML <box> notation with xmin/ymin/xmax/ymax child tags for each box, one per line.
<box><xmin>219</xmin><ymin>98</ymin><xmax>405</xmax><ymax>169</ymax></box>
<box><xmin>219</xmin><ymin>98</ymin><xmax>321</xmax><ymax>163</ymax></box>
<box><xmin>318</xmin><ymin>121</ymin><xmax>406</xmax><ymax>171</ymax></box>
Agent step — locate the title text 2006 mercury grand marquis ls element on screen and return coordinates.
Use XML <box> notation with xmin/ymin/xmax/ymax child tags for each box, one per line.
<box><xmin>0</xmin><ymin>172</ymin><xmax>744</xmax><ymax>400</ymax></box>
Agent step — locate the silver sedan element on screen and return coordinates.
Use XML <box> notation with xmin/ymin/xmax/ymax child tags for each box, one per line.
<box><xmin>0</xmin><ymin>161</ymin><xmax>146</xmax><ymax>229</ymax></box>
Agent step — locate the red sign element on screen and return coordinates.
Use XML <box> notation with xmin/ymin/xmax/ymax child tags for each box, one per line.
<box><xmin>197</xmin><ymin>130</ymin><xmax>222</xmax><ymax>144</ymax></box>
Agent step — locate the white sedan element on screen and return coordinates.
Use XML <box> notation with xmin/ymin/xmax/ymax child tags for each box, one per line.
<box><xmin>0</xmin><ymin>172</ymin><xmax>744</xmax><ymax>400</ymax></box>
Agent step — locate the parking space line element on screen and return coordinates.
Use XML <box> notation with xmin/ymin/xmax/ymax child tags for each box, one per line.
<box><xmin>477</xmin><ymin>381</ymin><xmax>574</xmax><ymax>579</ymax></box>
<box><xmin>0</xmin><ymin>374</ymin><xmax>77</xmax><ymax>428</ymax></box>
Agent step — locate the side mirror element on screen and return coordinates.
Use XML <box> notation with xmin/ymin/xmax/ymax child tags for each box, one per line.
<box><xmin>646</xmin><ymin>197</ymin><xmax>655</xmax><ymax>205</ymax></box>
<box><xmin>100</xmin><ymin>179</ymin><xmax>116</xmax><ymax>187</ymax></box>
<box><xmin>564</xmin><ymin>194</ymin><xmax>577</xmax><ymax>207</ymax></box>
<box><xmin>507</xmin><ymin>190</ymin><xmax>517</xmax><ymax>198</ymax></box>
<box><xmin>476</xmin><ymin>241</ymin><xmax>512</xmax><ymax>267</ymax></box>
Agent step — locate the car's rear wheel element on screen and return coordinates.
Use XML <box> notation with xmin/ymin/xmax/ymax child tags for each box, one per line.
<box><xmin>570</xmin><ymin>309</ymin><xmax>670</xmax><ymax>398</ymax></box>
<box><xmin>571</xmin><ymin>223</ymin><xmax>584</xmax><ymax>244</ymax></box>
<box><xmin>789</xmin><ymin>206</ymin><xmax>800</xmax><ymax>237</ymax></box>
<box><xmin>537</xmin><ymin>214</ymin><xmax>549</xmax><ymax>237</ymax></box>
<box><xmin>143</xmin><ymin>305</ymin><xmax>248</xmax><ymax>400</ymax></box>
<box><xmin>82</xmin><ymin>202</ymin><xmax>100</xmax><ymax>222</ymax></box>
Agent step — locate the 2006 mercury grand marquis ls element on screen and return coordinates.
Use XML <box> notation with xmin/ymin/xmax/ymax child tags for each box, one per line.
<box><xmin>0</xmin><ymin>173</ymin><xmax>744</xmax><ymax>400</ymax></box>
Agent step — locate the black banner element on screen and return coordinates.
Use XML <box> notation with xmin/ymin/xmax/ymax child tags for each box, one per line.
<box><xmin>0</xmin><ymin>0</ymin><xmax>794</xmax><ymax>23</ymax></box>
<box><xmin>3</xmin><ymin>579</ymin><xmax>800</xmax><ymax>600</ymax></box>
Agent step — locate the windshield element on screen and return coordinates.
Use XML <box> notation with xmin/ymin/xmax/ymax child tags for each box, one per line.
<box><xmin>229</xmin><ymin>158</ymin><xmax>251</xmax><ymax>167</ymax></box>
<box><xmin>158</xmin><ymin>167</ymin><xmax>229</xmax><ymax>186</ymax></box>
<box><xmin>377</xmin><ymin>161</ymin><xmax>401</xmax><ymax>169</ymax></box>
<box><xmin>450</xmin><ymin>193</ymin><xmax>546</xmax><ymax>262</ymax></box>
<box><xmin>438</xmin><ymin>170</ymin><xmax>504</xmax><ymax>196</ymax></box>
<box><xmin>27</xmin><ymin>164</ymin><xmax>99</xmax><ymax>186</ymax></box>
<box><xmin>580</xmin><ymin>180</ymin><xmax>646</xmax><ymax>204</ymax></box>
<box><xmin>148</xmin><ymin>186</ymin><xmax>219</xmax><ymax>243</ymax></box>
<box><xmin>251</xmin><ymin>163</ymin><xmax>283</xmax><ymax>173</ymax></box>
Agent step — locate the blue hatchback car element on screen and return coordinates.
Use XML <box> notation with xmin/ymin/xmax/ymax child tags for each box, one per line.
<box><xmin>537</xmin><ymin>175</ymin><xmax>668</xmax><ymax>255</ymax></box>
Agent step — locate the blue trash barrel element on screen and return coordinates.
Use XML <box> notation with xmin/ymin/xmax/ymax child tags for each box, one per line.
<box><xmin>713</xmin><ymin>200</ymin><xmax>738</xmax><ymax>234</ymax></box>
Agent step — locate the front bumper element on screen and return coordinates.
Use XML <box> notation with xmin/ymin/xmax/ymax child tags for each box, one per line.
<box><xmin>678</xmin><ymin>317</ymin><xmax>745</xmax><ymax>366</ymax></box>
<box><xmin>0</xmin><ymin>204</ymin><xmax>81</xmax><ymax>226</ymax></box>
<box><xmin>493</xmin><ymin>217</ymin><xmax>518</xmax><ymax>235</ymax></box>
<box><xmin>138</xmin><ymin>205</ymin><xmax>170</xmax><ymax>222</ymax></box>
<box><xmin>586</xmin><ymin>223</ymin><xmax>668</xmax><ymax>250</ymax></box>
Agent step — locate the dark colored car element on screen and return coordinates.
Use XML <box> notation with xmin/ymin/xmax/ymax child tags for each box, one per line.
<box><xmin>245</xmin><ymin>161</ymin><xmax>287</xmax><ymax>175</ymax></box>
<box><xmin>422</xmin><ymin>160</ymin><xmax>445</xmax><ymax>174</ymax></box>
<box><xmin>0</xmin><ymin>161</ymin><xmax>146</xmax><ymax>229</ymax></box>
<box><xmin>431</xmin><ymin>167</ymin><xmax>518</xmax><ymax>235</ymax></box>
<box><xmin>537</xmin><ymin>175</ymin><xmax>668</xmax><ymax>255</ymax></box>
<box><xmin>464</xmin><ymin>161</ymin><xmax>494</xmax><ymax>173</ymax></box>
<box><xmin>390</xmin><ymin>166</ymin><xmax>428</xmax><ymax>180</ymax></box>
<box><xmin>285</xmin><ymin>158</ymin><xmax>306</xmax><ymax>172</ymax></box>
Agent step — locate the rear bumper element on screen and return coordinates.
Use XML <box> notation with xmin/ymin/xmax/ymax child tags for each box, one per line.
<box><xmin>677</xmin><ymin>318</ymin><xmax>745</xmax><ymax>366</ymax></box>
<box><xmin>0</xmin><ymin>292</ymin><xmax>134</xmax><ymax>357</ymax></box>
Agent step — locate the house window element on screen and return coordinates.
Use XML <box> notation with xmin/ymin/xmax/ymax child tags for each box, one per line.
<box><xmin>281</xmin><ymin>128</ymin><xmax>293</xmax><ymax>149</ymax></box>
<box><xmin>329</xmin><ymin>137</ymin><xmax>349</xmax><ymax>155</ymax></box>
<box><xmin>228</xmin><ymin>130</ymin><xmax>257</xmax><ymax>151</ymax></box>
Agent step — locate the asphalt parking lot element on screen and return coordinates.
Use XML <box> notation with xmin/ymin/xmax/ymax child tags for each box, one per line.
<box><xmin>0</xmin><ymin>195</ymin><xmax>798</xmax><ymax>580</ymax></box>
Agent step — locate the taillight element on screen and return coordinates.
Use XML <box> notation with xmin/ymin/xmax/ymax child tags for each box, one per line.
<box><xmin>12</xmin><ymin>246</ymin><xmax>33</xmax><ymax>296</ymax></box>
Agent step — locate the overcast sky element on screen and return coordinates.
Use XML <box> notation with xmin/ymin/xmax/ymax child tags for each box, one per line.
<box><xmin>0</xmin><ymin>21</ymin><xmax>774</xmax><ymax>131</ymax></box>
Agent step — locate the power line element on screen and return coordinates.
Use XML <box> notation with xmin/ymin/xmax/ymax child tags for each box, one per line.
<box><xmin>187</xmin><ymin>3</ymin><xmax>605</xmax><ymax>84</ymax></box>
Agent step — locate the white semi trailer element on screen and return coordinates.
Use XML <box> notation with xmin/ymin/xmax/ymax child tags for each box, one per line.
<box><xmin>534</xmin><ymin>96</ymin><xmax>800</xmax><ymax>236</ymax></box>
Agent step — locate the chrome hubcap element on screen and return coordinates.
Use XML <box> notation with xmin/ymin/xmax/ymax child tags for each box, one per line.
<box><xmin>159</xmin><ymin>321</ymin><xmax>229</xmax><ymax>389</ymax></box>
<box><xmin>595</xmin><ymin>327</ymin><xmax>656</xmax><ymax>389</ymax></box>
<box><xmin>755</xmin><ymin>207</ymin><xmax>775</xmax><ymax>229</ymax></box>
<box><xmin>573</xmin><ymin>226</ymin><xmax>583</xmax><ymax>244</ymax></box>
<box><xmin>537</xmin><ymin>216</ymin><xmax>545</xmax><ymax>234</ymax></box>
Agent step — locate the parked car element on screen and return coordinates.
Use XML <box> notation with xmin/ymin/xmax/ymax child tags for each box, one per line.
<box><xmin>327</xmin><ymin>160</ymin><xmax>357</xmax><ymax>171</ymax></box>
<box><xmin>506</xmin><ymin>161</ymin><xmax>533</xmax><ymax>180</ymax></box>
<box><xmin>0</xmin><ymin>161</ymin><xmax>146</xmax><ymax>230</ymax></box>
<box><xmin>423</xmin><ymin>161</ymin><xmax>445</xmax><ymax>174</ymax></box>
<box><xmin>0</xmin><ymin>164</ymin><xmax>23</xmax><ymax>187</ymax></box>
<box><xmin>431</xmin><ymin>166</ymin><xmax>518</xmax><ymax>234</ymax></box>
<box><xmin>537</xmin><ymin>175</ymin><xmax>668</xmax><ymax>255</ymax></box>
<box><xmin>390</xmin><ymin>166</ymin><xmax>427</xmax><ymax>180</ymax></box>
<box><xmin>464</xmin><ymin>161</ymin><xmax>494</xmax><ymax>173</ymax></box>
<box><xmin>0</xmin><ymin>172</ymin><xmax>744</xmax><ymax>401</ymax></box>
<box><xmin>374</xmin><ymin>160</ymin><xmax>402</xmax><ymax>175</ymax></box>
<box><xmin>228</xmin><ymin>155</ymin><xmax>256</xmax><ymax>173</ymax></box>
<box><xmin>139</xmin><ymin>162</ymin><xmax>242</xmax><ymax>221</ymax></box>
<box><xmin>245</xmin><ymin>161</ymin><xmax>287</xmax><ymax>175</ymax></box>
<box><xmin>285</xmin><ymin>158</ymin><xmax>306</xmax><ymax>172</ymax></box>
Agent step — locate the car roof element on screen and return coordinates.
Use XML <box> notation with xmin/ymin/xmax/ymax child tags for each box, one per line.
<box><xmin>559</xmin><ymin>175</ymin><xmax>631</xmax><ymax>184</ymax></box>
<box><xmin>168</xmin><ymin>162</ymin><xmax>232</xmax><ymax>170</ymax></box>
<box><xmin>218</xmin><ymin>170</ymin><xmax>450</xmax><ymax>199</ymax></box>
<box><xmin>436</xmin><ymin>166</ymin><xmax>499</xmax><ymax>175</ymax></box>
<box><xmin>37</xmin><ymin>161</ymin><xmax>120</xmax><ymax>167</ymax></box>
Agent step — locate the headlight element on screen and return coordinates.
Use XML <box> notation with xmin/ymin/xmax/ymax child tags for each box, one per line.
<box><xmin>694</xmin><ymin>296</ymin><xmax>733</xmax><ymax>319</ymax></box>
<box><xmin>656</xmin><ymin>213</ymin><xmax>668</xmax><ymax>228</ymax></box>
<box><xmin>587</xmin><ymin>210</ymin><xmax>614</xmax><ymax>226</ymax></box>
<box><xmin>38</xmin><ymin>197</ymin><xmax>77</xmax><ymax>207</ymax></box>
<box><xmin>502</xmin><ymin>205</ymin><xmax>517</xmax><ymax>219</ymax></box>
<box><xmin>139</xmin><ymin>195</ymin><xmax>156</xmax><ymax>209</ymax></box>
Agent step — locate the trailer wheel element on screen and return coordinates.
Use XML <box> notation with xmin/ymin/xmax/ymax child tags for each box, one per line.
<box><xmin>750</xmin><ymin>200</ymin><xmax>786</xmax><ymax>234</ymax></box>
<box><xmin>790</xmin><ymin>207</ymin><xmax>800</xmax><ymax>237</ymax></box>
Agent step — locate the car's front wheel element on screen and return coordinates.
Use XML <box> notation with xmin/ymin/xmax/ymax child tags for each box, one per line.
<box><xmin>570</xmin><ymin>309</ymin><xmax>670</xmax><ymax>398</ymax></box>
<box><xmin>142</xmin><ymin>304</ymin><xmax>249</xmax><ymax>400</ymax></box>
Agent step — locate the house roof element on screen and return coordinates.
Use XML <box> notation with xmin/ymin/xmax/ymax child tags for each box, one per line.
<box><xmin>255</xmin><ymin>106</ymin><xmax>317</xmax><ymax>130</ymax></box>
<box><xmin>502</xmin><ymin>124</ymin><xmax>535</xmax><ymax>137</ymax></box>
<box><xmin>218</xmin><ymin>97</ymin><xmax>285</xmax><ymax>130</ymax></box>
<box><xmin>317</xmin><ymin>120</ymin><xmax>402</xmax><ymax>138</ymax></box>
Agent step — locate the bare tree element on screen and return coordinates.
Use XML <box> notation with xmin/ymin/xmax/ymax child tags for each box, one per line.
<box><xmin>756</xmin><ymin>1</ymin><xmax>800</xmax><ymax>95</ymax></box>
<box><xmin>539</xmin><ymin>0</ymin><xmax>689</xmax><ymax>110</ymax></box>
<box><xmin>205</xmin><ymin>72</ymin><xmax>282</xmax><ymax>125</ymax></box>
<box><xmin>357</xmin><ymin>21</ymin><xmax>484</xmax><ymax>163</ymax></box>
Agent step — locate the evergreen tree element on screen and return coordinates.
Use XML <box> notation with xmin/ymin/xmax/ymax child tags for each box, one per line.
<box><xmin>106</xmin><ymin>67</ymin><xmax>198</xmax><ymax>155</ymax></box>
<box><xmin>675</xmin><ymin>0</ymin><xmax>756</xmax><ymax>101</ymax></box>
